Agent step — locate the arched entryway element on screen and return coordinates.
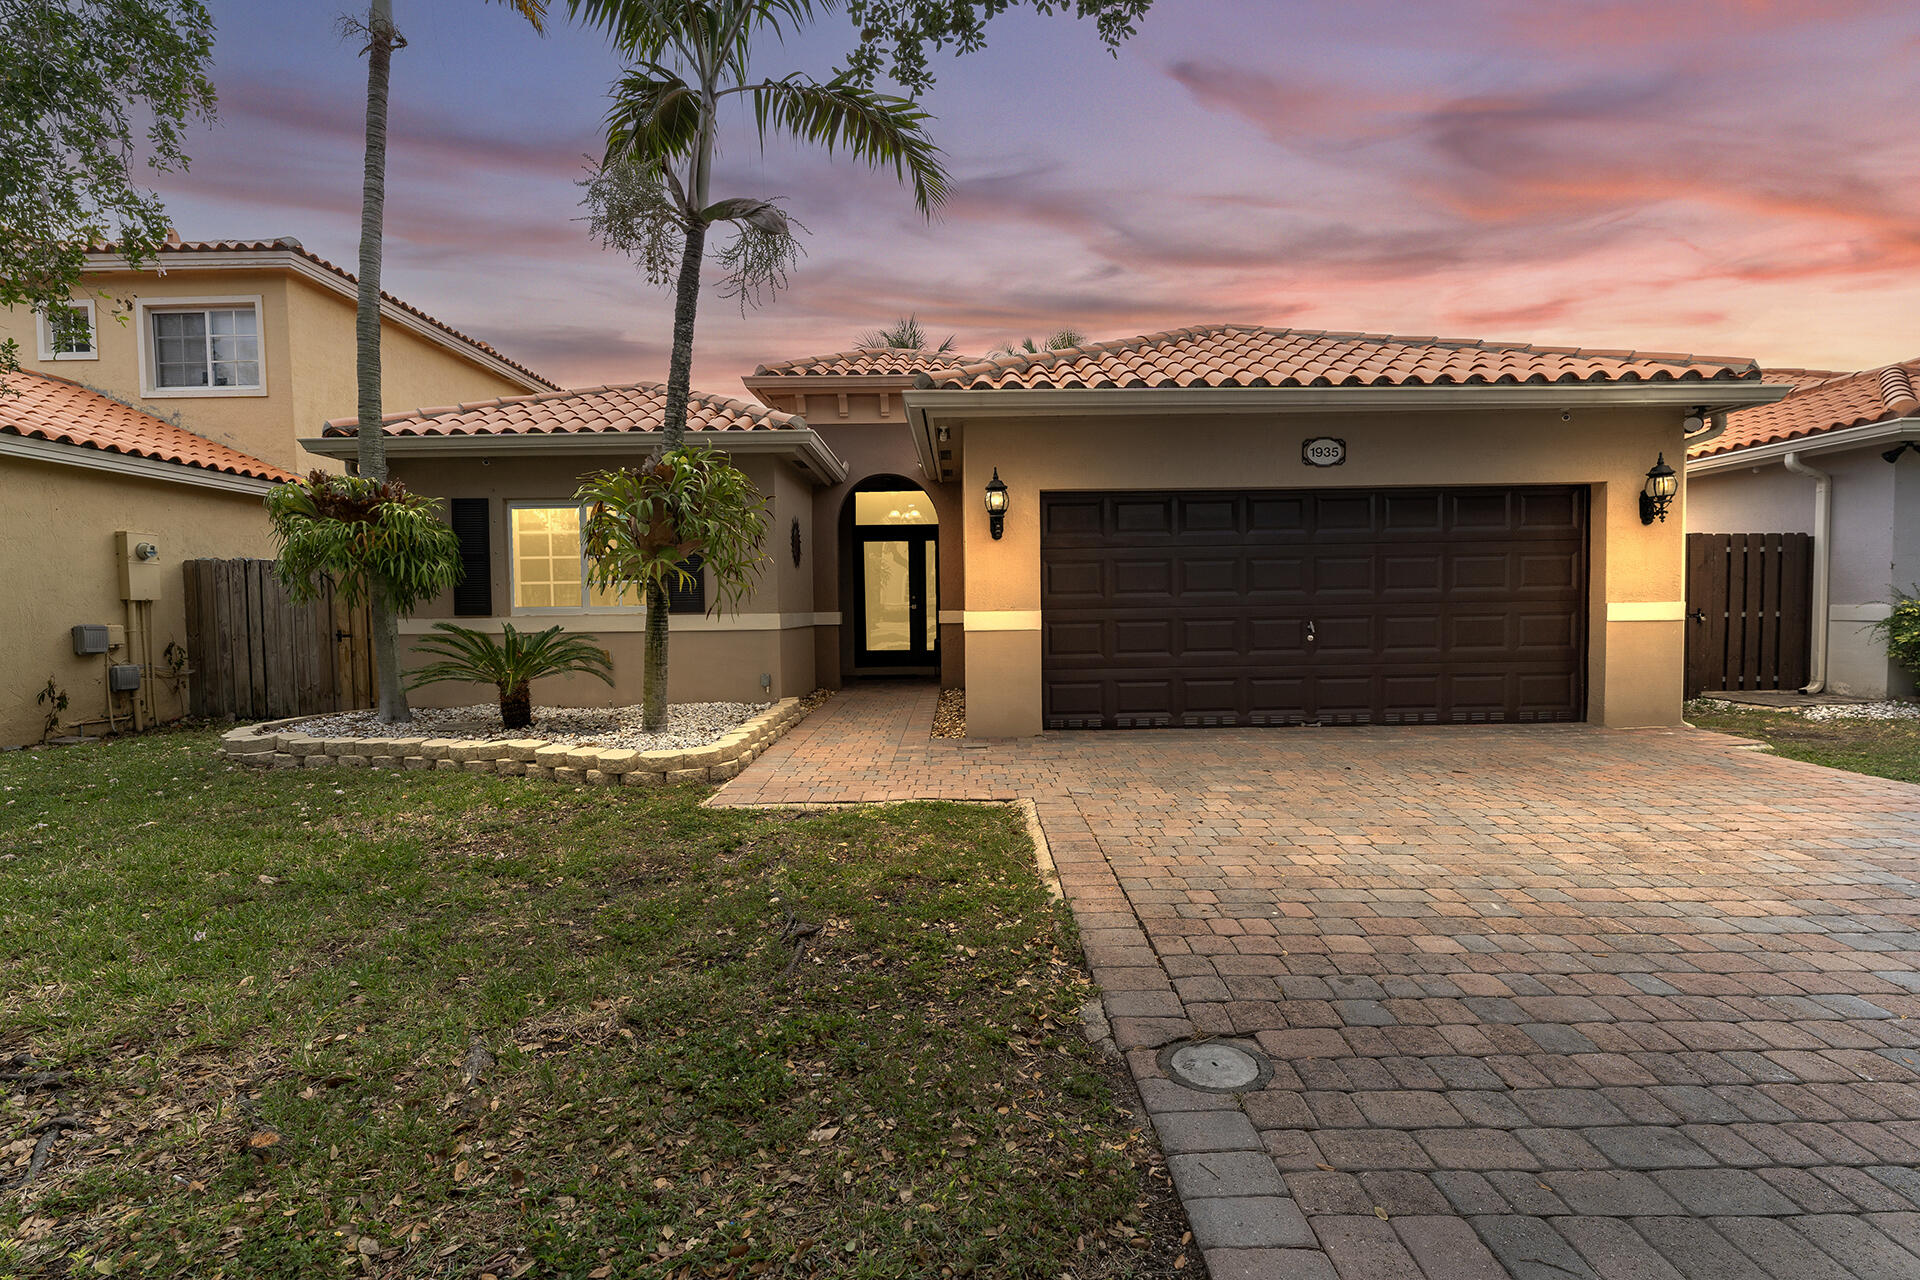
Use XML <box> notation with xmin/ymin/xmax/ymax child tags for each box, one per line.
<box><xmin>841</xmin><ymin>475</ymin><xmax>939</xmax><ymax>672</ymax></box>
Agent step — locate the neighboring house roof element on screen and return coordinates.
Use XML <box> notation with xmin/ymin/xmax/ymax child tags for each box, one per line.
<box><xmin>1692</xmin><ymin>359</ymin><xmax>1920</xmax><ymax>459</ymax></box>
<box><xmin>914</xmin><ymin>324</ymin><xmax>1765</xmax><ymax>390</ymax></box>
<box><xmin>83</xmin><ymin>234</ymin><xmax>560</xmax><ymax>392</ymax></box>
<box><xmin>320</xmin><ymin>382</ymin><xmax>801</xmax><ymax>438</ymax></box>
<box><xmin>752</xmin><ymin>347</ymin><xmax>973</xmax><ymax>378</ymax></box>
<box><xmin>0</xmin><ymin>370</ymin><xmax>296</xmax><ymax>482</ymax></box>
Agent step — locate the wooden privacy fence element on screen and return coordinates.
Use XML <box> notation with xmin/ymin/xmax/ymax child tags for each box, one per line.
<box><xmin>183</xmin><ymin>559</ymin><xmax>374</xmax><ymax>720</ymax></box>
<box><xmin>1684</xmin><ymin>532</ymin><xmax>1813</xmax><ymax>699</ymax></box>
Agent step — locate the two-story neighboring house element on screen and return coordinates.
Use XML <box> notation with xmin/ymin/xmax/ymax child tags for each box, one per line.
<box><xmin>0</xmin><ymin>233</ymin><xmax>557</xmax><ymax>746</ymax></box>
<box><xmin>0</xmin><ymin>233</ymin><xmax>557</xmax><ymax>473</ymax></box>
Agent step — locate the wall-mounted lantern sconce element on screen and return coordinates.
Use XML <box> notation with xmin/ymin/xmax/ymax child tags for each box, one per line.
<box><xmin>1639</xmin><ymin>453</ymin><xmax>1678</xmax><ymax>525</ymax></box>
<box><xmin>984</xmin><ymin>468</ymin><xmax>1010</xmax><ymax>540</ymax></box>
<box><xmin>1882</xmin><ymin>441</ymin><xmax>1917</xmax><ymax>464</ymax></box>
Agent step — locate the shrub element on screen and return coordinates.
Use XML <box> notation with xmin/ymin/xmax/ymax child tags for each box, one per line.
<box><xmin>1870</xmin><ymin>588</ymin><xmax>1920</xmax><ymax>681</ymax></box>
<box><xmin>406</xmin><ymin>622</ymin><xmax>613</xmax><ymax>730</ymax></box>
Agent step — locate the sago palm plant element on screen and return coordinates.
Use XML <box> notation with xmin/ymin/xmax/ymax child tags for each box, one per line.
<box><xmin>406</xmin><ymin>622</ymin><xmax>614</xmax><ymax>730</ymax></box>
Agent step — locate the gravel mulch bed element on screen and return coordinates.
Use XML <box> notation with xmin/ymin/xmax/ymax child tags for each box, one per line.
<box><xmin>1696</xmin><ymin>697</ymin><xmax>1920</xmax><ymax>723</ymax></box>
<box><xmin>933</xmin><ymin>687</ymin><xmax>966</xmax><ymax>738</ymax></box>
<box><xmin>1801</xmin><ymin>700</ymin><xmax>1920</xmax><ymax>722</ymax></box>
<box><xmin>289</xmin><ymin>701</ymin><xmax>768</xmax><ymax>752</ymax></box>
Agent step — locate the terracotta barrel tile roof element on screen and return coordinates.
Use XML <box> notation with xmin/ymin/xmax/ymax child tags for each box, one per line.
<box><xmin>85</xmin><ymin>235</ymin><xmax>559</xmax><ymax>391</ymax></box>
<box><xmin>914</xmin><ymin>323</ymin><xmax>1763</xmax><ymax>391</ymax></box>
<box><xmin>1</xmin><ymin>371</ymin><xmax>296</xmax><ymax>482</ymax></box>
<box><xmin>321</xmin><ymin>381</ymin><xmax>803</xmax><ymax>438</ymax></box>
<box><xmin>1693</xmin><ymin>356</ymin><xmax>1920</xmax><ymax>458</ymax></box>
<box><xmin>752</xmin><ymin>347</ymin><xmax>975</xmax><ymax>377</ymax></box>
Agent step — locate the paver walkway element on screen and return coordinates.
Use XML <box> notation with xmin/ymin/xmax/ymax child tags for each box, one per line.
<box><xmin>715</xmin><ymin>682</ymin><xmax>1920</xmax><ymax>1279</ymax></box>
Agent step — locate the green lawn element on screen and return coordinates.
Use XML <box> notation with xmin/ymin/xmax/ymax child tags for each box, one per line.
<box><xmin>1689</xmin><ymin>702</ymin><xmax>1920</xmax><ymax>785</ymax></box>
<box><xmin>0</xmin><ymin>728</ymin><xmax>1189</xmax><ymax>1278</ymax></box>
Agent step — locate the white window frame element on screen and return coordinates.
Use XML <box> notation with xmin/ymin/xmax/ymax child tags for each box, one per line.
<box><xmin>135</xmin><ymin>294</ymin><xmax>268</xmax><ymax>397</ymax></box>
<box><xmin>506</xmin><ymin>501</ymin><xmax>647</xmax><ymax>615</ymax></box>
<box><xmin>35</xmin><ymin>298</ymin><xmax>98</xmax><ymax>361</ymax></box>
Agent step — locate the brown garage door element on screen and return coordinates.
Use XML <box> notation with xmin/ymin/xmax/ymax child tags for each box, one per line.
<box><xmin>1040</xmin><ymin>486</ymin><xmax>1588</xmax><ymax>729</ymax></box>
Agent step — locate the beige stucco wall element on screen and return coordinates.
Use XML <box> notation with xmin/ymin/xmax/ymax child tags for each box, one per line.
<box><xmin>954</xmin><ymin>406</ymin><xmax>1691</xmax><ymax>737</ymax></box>
<box><xmin>0</xmin><ymin>455</ymin><xmax>274</xmax><ymax>748</ymax></box>
<box><xmin>0</xmin><ymin>268</ymin><xmax>534</xmax><ymax>476</ymax></box>
<box><xmin>386</xmin><ymin>449</ymin><xmax>822</xmax><ymax>709</ymax></box>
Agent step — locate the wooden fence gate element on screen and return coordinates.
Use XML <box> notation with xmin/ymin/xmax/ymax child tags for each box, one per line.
<box><xmin>1684</xmin><ymin>533</ymin><xmax>1813</xmax><ymax>698</ymax></box>
<box><xmin>183</xmin><ymin>559</ymin><xmax>374</xmax><ymax>720</ymax></box>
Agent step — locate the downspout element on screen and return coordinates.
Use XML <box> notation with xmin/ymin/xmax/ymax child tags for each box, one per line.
<box><xmin>1783</xmin><ymin>451</ymin><xmax>1831</xmax><ymax>693</ymax></box>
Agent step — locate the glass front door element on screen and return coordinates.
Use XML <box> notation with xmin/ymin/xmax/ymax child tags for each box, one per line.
<box><xmin>852</xmin><ymin>489</ymin><xmax>938</xmax><ymax>668</ymax></box>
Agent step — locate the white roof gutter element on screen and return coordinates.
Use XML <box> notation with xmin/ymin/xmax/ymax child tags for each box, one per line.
<box><xmin>299</xmin><ymin>426</ymin><xmax>850</xmax><ymax>486</ymax></box>
<box><xmin>1686</xmin><ymin>416</ymin><xmax>1920</xmax><ymax>473</ymax></box>
<box><xmin>0</xmin><ymin>431</ymin><xmax>284</xmax><ymax>494</ymax></box>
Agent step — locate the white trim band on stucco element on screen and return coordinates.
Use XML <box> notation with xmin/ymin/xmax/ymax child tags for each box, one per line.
<box><xmin>964</xmin><ymin>610</ymin><xmax>1043</xmax><ymax>631</ymax></box>
<box><xmin>1832</xmin><ymin>604</ymin><xmax>1894</xmax><ymax>623</ymax></box>
<box><xmin>399</xmin><ymin>612</ymin><xmax>836</xmax><ymax>635</ymax></box>
<box><xmin>1606</xmin><ymin>601</ymin><xmax>1687</xmax><ymax>622</ymax></box>
<box><xmin>0</xmin><ymin>431</ymin><xmax>283</xmax><ymax>495</ymax></box>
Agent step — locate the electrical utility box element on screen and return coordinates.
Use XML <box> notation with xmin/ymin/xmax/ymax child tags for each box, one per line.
<box><xmin>72</xmin><ymin>624</ymin><xmax>110</xmax><ymax>656</ymax></box>
<box><xmin>116</xmin><ymin>530</ymin><xmax>163</xmax><ymax>602</ymax></box>
<box><xmin>108</xmin><ymin>664</ymin><xmax>142</xmax><ymax>693</ymax></box>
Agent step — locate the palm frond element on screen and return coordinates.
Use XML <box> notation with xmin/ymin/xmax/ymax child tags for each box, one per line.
<box><xmin>856</xmin><ymin>314</ymin><xmax>952</xmax><ymax>351</ymax></box>
<box><xmin>743</xmin><ymin>74</ymin><xmax>948</xmax><ymax>214</ymax></box>
<box><xmin>406</xmin><ymin>622</ymin><xmax>614</xmax><ymax>693</ymax></box>
<box><xmin>568</xmin><ymin>0</ymin><xmax>824</xmax><ymax>69</ymax></box>
<box><xmin>490</xmin><ymin>0</ymin><xmax>550</xmax><ymax>33</ymax></box>
<box><xmin>604</xmin><ymin>66</ymin><xmax>706</xmax><ymax>167</ymax></box>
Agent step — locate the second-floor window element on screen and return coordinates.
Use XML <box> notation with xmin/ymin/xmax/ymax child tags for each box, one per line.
<box><xmin>36</xmin><ymin>299</ymin><xmax>96</xmax><ymax>360</ymax></box>
<box><xmin>148</xmin><ymin>303</ymin><xmax>261</xmax><ymax>391</ymax></box>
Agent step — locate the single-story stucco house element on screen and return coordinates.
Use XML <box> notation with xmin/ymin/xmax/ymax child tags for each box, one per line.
<box><xmin>0</xmin><ymin>372</ymin><xmax>296</xmax><ymax>747</ymax></box>
<box><xmin>1686</xmin><ymin>358</ymin><xmax>1920</xmax><ymax>699</ymax></box>
<box><xmin>305</xmin><ymin>324</ymin><xmax>1786</xmax><ymax>737</ymax></box>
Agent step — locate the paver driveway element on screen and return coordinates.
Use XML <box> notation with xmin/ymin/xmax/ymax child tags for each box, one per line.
<box><xmin>715</xmin><ymin>683</ymin><xmax>1920</xmax><ymax>1279</ymax></box>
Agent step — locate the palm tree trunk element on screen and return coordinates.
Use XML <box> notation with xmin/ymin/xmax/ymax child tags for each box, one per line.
<box><xmin>356</xmin><ymin>0</ymin><xmax>408</xmax><ymax>723</ymax></box>
<box><xmin>643</xmin><ymin>578</ymin><xmax>670</xmax><ymax>732</ymax></box>
<box><xmin>499</xmin><ymin>681</ymin><xmax>532</xmax><ymax>731</ymax></box>
<box><xmin>638</xmin><ymin>215</ymin><xmax>707</xmax><ymax>730</ymax></box>
<box><xmin>660</xmin><ymin>218</ymin><xmax>707</xmax><ymax>450</ymax></box>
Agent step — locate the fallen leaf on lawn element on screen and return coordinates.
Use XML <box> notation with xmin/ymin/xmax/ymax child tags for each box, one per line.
<box><xmin>247</xmin><ymin>1132</ymin><xmax>279</xmax><ymax>1149</ymax></box>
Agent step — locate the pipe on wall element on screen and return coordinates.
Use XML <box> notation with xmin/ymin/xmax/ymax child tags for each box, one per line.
<box><xmin>1783</xmin><ymin>451</ymin><xmax>1831</xmax><ymax>693</ymax></box>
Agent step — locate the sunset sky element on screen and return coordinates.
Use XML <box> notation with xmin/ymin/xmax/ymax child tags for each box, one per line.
<box><xmin>152</xmin><ymin>0</ymin><xmax>1920</xmax><ymax>395</ymax></box>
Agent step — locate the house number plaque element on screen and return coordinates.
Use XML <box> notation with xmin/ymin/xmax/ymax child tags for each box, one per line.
<box><xmin>1302</xmin><ymin>437</ymin><xmax>1347</xmax><ymax>467</ymax></box>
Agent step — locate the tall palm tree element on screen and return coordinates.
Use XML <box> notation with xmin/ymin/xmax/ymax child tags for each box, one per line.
<box><xmin>570</xmin><ymin>0</ymin><xmax>948</xmax><ymax>451</ymax></box>
<box><xmin>350</xmin><ymin>0</ymin><xmax>548</xmax><ymax>722</ymax></box>
<box><xmin>857</xmin><ymin>314</ymin><xmax>955</xmax><ymax>353</ymax></box>
<box><xmin>569</xmin><ymin>0</ymin><xmax>948</xmax><ymax>725</ymax></box>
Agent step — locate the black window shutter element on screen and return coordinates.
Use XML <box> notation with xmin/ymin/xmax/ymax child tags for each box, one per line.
<box><xmin>450</xmin><ymin>498</ymin><xmax>492</xmax><ymax>616</ymax></box>
<box><xmin>666</xmin><ymin>554</ymin><xmax>705</xmax><ymax>614</ymax></box>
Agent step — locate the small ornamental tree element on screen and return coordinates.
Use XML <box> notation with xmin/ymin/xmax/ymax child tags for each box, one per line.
<box><xmin>576</xmin><ymin>447</ymin><xmax>768</xmax><ymax>730</ymax></box>
<box><xmin>266</xmin><ymin>472</ymin><xmax>462</xmax><ymax>722</ymax></box>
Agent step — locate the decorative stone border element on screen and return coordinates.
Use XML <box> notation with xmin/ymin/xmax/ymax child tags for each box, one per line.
<box><xmin>216</xmin><ymin>696</ymin><xmax>812</xmax><ymax>786</ymax></box>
